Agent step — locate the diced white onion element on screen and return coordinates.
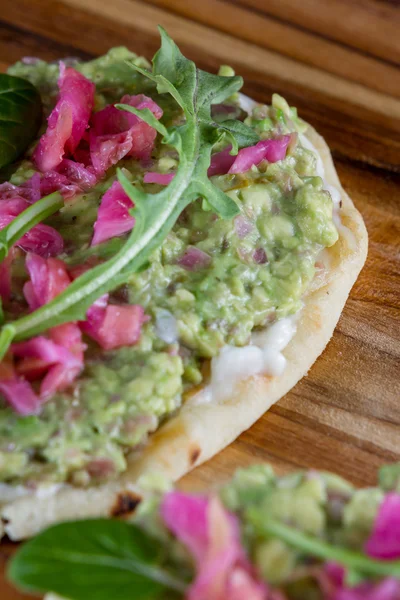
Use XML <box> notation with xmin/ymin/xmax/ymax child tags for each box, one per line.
<box><xmin>155</xmin><ymin>309</ymin><xmax>178</xmax><ymax>344</ymax></box>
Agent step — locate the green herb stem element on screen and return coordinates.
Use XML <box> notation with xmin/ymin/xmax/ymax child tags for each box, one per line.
<box><xmin>0</xmin><ymin>192</ymin><xmax>63</xmax><ymax>262</ymax></box>
<box><xmin>0</xmin><ymin>325</ymin><xmax>15</xmax><ymax>358</ymax></box>
<box><xmin>254</xmin><ymin>515</ymin><xmax>400</xmax><ymax>579</ymax></box>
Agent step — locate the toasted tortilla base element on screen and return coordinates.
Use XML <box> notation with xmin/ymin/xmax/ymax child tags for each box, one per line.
<box><xmin>0</xmin><ymin>122</ymin><xmax>368</xmax><ymax>540</ymax></box>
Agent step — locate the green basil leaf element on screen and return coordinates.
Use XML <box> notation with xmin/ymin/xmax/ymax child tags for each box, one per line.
<box><xmin>8</xmin><ymin>519</ymin><xmax>187</xmax><ymax>600</ymax></box>
<box><xmin>0</xmin><ymin>192</ymin><xmax>63</xmax><ymax>262</ymax></box>
<box><xmin>0</xmin><ymin>74</ymin><xmax>42</xmax><ymax>169</ymax></box>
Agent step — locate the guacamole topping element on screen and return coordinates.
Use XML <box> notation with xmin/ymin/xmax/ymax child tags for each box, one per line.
<box><xmin>8</xmin><ymin>462</ymin><xmax>400</xmax><ymax>600</ymax></box>
<box><xmin>0</xmin><ymin>38</ymin><xmax>338</xmax><ymax>486</ymax></box>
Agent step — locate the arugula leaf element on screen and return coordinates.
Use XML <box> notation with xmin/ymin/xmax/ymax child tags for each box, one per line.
<box><xmin>0</xmin><ymin>192</ymin><xmax>63</xmax><ymax>262</ymax></box>
<box><xmin>115</xmin><ymin>104</ymin><xmax>168</xmax><ymax>136</ymax></box>
<box><xmin>8</xmin><ymin>519</ymin><xmax>187</xmax><ymax>600</ymax></box>
<box><xmin>0</xmin><ymin>27</ymin><xmax>259</xmax><ymax>357</ymax></box>
<box><xmin>215</xmin><ymin>119</ymin><xmax>259</xmax><ymax>154</ymax></box>
<box><xmin>0</xmin><ymin>74</ymin><xmax>42</xmax><ymax>169</ymax></box>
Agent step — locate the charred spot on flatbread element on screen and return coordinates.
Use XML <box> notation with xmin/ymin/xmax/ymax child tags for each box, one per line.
<box><xmin>189</xmin><ymin>444</ymin><xmax>201</xmax><ymax>466</ymax></box>
<box><xmin>110</xmin><ymin>490</ymin><xmax>142</xmax><ymax>517</ymax></box>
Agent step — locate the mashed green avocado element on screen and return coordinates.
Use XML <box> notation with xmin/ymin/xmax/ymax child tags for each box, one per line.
<box><xmin>0</xmin><ymin>49</ymin><xmax>338</xmax><ymax>486</ymax></box>
<box><xmin>131</xmin><ymin>463</ymin><xmax>393</xmax><ymax>595</ymax></box>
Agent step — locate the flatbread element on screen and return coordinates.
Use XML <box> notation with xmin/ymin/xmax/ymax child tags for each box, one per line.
<box><xmin>0</xmin><ymin>110</ymin><xmax>368</xmax><ymax>540</ymax></box>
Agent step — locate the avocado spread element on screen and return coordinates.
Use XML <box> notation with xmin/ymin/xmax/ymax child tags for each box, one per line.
<box><xmin>0</xmin><ymin>48</ymin><xmax>338</xmax><ymax>486</ymax></box>
<box><xmin>129</xmin><ymin>463</ymin><xmax>397</xmax><ymax>598</ymax></box>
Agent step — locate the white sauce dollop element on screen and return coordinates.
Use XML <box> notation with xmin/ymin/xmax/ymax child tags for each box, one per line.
<box><xmin>206</xmin><ymin>317</ymin><xmax>297</xmax><ymax>403</ymax></box>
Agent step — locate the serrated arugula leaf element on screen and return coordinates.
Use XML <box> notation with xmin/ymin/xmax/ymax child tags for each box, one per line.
<box><xmin>153</xmin><ymin>28</ymin><xmax>197</xmax><ymax>113</ymax></box>
<box><xmin>8</xmin><ymin>519</ymin><xmax>187</xmax><ymax>600</ymax></box>
<box><xmin>195</xmin><ymin>69</ymin><xmax>242</xmax><ymax>114</ymax></box>
<box><xmin>134</xmin><ymin>27</ymin><xmax>244</xmax><ymax>120</ymax></box>
<box><xmin>0</xmin><ymin>27</ymin><xmax>259</xmax><ymax>357</ymax></box>
<box><xmin>216</xmin><ymin>119</ymin><xmax>259</xmax><ymax>153</ymax></box>
<box><xmin>115</xmin><ymin>104</ymin><xmax>168</xmax><ymax>137</ymax></box>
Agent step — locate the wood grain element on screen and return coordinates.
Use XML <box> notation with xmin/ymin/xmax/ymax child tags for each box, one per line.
<box><xmin>0</xmin><ymin>0</ymin><xmax>399</xmax><ymax>597</ymax></box>
<box><xmin>146</xmin><ymin>0</ymin><xmax>400</xmax><ymax>98</ymax></box>
<box><xmin>239</xmin><ymin>0</ymin><xmax>400</xmax><ymax>64</ymax></box>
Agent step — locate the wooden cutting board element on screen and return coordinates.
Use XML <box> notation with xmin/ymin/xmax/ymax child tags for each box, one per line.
<box><xmin>0</xmin><ymin>0</ymin><xmax>399</xmax><ymax>597</ymax></box>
